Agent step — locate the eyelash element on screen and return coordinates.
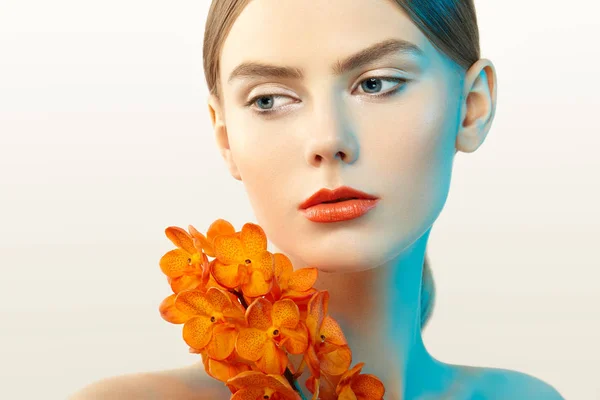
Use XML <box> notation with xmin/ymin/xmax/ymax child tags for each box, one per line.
<box><xmin>244</xmin><ymin>76</ymin><xmax>408</xmax><ymax>116</ymax></box>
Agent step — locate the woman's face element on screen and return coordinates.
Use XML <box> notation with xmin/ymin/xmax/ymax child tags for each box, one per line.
<box><xmin>212</xmin><ymin>0</ymin><xmax>467</xmax><ymax>273</ymax></box>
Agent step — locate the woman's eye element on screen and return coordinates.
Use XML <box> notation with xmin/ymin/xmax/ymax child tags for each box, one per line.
<box><xmin>356</xmin><ymin>77</ymin><xmax>406</xmax><ymax>96</ymax></box>
<box><xmin>245</xmin><ymin>77</ymin><xmax>407</xmax><ymax>115</ymax></box>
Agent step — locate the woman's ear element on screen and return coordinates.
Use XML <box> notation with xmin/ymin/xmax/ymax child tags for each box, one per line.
<box><xmin>456</xmin><ymin>58</ymin><xmax>498</xmax><ymax>153</ymax></box>
<box><xmin>207</xmin><ymin>94</ymin><xmax>242</xmax><ymax>181</ymax></box>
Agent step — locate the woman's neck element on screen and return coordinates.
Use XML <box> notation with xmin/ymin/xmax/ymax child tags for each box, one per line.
<box><xmin>307</xmin><ymin>227</ymin><xmax>456</xmax><ymax>399</ymax></box>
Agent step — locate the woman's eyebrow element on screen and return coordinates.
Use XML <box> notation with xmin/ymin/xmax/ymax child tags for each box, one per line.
<box><xmin>227</xmin><ymin>38</ymin><xmax>424</xmax><ymax>84</ymax></box>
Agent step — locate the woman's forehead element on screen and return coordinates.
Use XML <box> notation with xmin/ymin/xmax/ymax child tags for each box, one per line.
<box><xmin>219</xmin><ymin>0</ymin><xmax>433</xmax><ymax>82</ymax></box>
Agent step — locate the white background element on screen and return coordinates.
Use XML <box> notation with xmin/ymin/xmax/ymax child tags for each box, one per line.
<box><xmin>1</xmin><ymin>0</ymin><xmax>598</xmax><ymax>399</ymax></box>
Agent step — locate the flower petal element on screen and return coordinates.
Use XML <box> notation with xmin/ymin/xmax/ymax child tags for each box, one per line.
<box><xmin>204</xmin><ymin>287</ymin><xmax>234</xmax><ymax>312</ymax></box>
<box><xmin>272</xmin><ymin>299</ymin><xmax>300</xmax><ymax>329</ymax></box>
<box><xmin>351</xmin><ymin>374</ymin><xmax>385</xmax><ymax>399</ymax></box>
<box><xmin>211</xmin><ymin>259</ymin><xmax>243</xmax><ymax>289</ymax></box>
<box><xmin>281</xmin><ymin>288</ymin><xmax>317</xmax><ymax>303</ymax></box>
<box><xmin>240</xmin><ymin>223</ymin><xmax>268</xmax><ymax>256</ymax></box>
<box><xmin>182</xmin><ymin>315</ymin><xmax>213</xmax><ymax>350</ymax></box>
<box><xmin>214</xmin><ymin>234</ymin><xmax>245</xmax><ymax>264</ymax></box>
<box><xmin>274</xmin><ymin>253</ymin><xmax>293</xmax><ymax>282</ymax></box>
<box><xmin>256</xmin><ymin>340</ymin><xmax>288</xmax><ymax>375</ymax></box>
<box><xmin>159</xmin><ymin>249</ymin><xmax>191</xmax><ymax>278</ymax></box>
<box><xmin>252</xmin><ymin>250</ymin><xmax>274</xmax><ymax>281</ymax></box>
<box><xmin>175</xmin><ymin>289</ymin><xmax>212</xmax><ymax>316</ymax></box>
<box><xmin>304</xmin><ymin>345</ymin><xmax>321</xmax><ymax>378</ymax></box>
<box><xmin>319</xmin><ymin>344</ymin><xmax>352</xmax><ymax>376</ymax></box>
<box><xmin>288</xmin><ymin>267</ymin><xmax>318</xmax><ymax>292</ymax></box>
<box><xmin>226</xmin><ymin>370</ymin><xmax>268</xmax><ymax>391</ymax></box>
<box><xmin>241</xmin><ymin>269</ymin><xmax>273</xmax><ymax>298</ymax></box>
<box><xmin>169</xmin><ymin>274</ymin><xmax>203</xmax><ymax>293</ymax></box>
<box><xmin>337</xmin><ymin>385</ymin><xmax>359</xmax><ymax>400</ymax></box>
<box><xmin>235</xmin><ymin>327</ymin><xmax>268</xmax><ymax>362</ymax></box>
<box><xmin>204</xmin><ymin>356</ymin><xmax>251</xmax><ymax>384</ymax></box>
<box><xmin>231</xmin><ymin>387</ymin><xmax>264</xmax><ymax>400</ymax></box>
<box><xmin>279</xmin><ymin>322</ymin><xmax>309</xmax><ymax>354</ymax></box>
<box><xmin>336</xmin><ymin>362</ymin><xmax>364</xmax><ymax>392</ymax></box>
<box><xmin>207</xmin><ymin>219</ymin><xmax>236</xmax><ymax>242</ymax></box>
<box><xmin>321</xmin><ymin>315</ymin><xmax>348</xmax><ymax>346</ymax></box>
<box><xmin>165</xmin><ymin>226</ymin><xmax>197</xmax><ymax>254</ymax></box>
<box><xmin>245</xmin><ymin>298</ymin><xmax>273</xmax><ymax>330</ymax></box>
<box><xmin>205</xmin><ymin>323</ymin><xmax>237</xmax><ymax>360</ymax></box>
<box><xmin>158</xmin><ymin>293</ymin><xmax>190</xmax><ymax>324</ymax></box>
<box><xmin>227</xmin><ymin>371</ymin><xmax>297</xmax><ymax>399</ymax></box>
<box><xmin>306</xmin><ymin>291</ymin><xmax>329</xmax><ymax>342</ymax></box>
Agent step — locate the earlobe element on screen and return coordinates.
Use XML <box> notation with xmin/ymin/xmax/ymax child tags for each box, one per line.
<box><xmin>456</xmin><ymin>58</ymin><xmax>497</xmax><ymax>153</ymax></box>
<box><xmin>207</xmin><ymin>94</ymin><xmax>242</xmax><ymax>181</ymax></box>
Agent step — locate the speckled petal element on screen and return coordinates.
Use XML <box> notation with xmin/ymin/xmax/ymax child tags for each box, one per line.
<box><xmin>320</xmin><ymin>315</ymin><xmax>348</xmax><ymax>346</ymax></box>
<box><xmin>351</xmin><ymin>374</ymin><xmax>385</xmax><ymax>399</ymax></box>
<box><xmin>245</xmin><ymin>298</ymin><xmax>273</xmax><ymax>330</ymax></box>
<box><xmin>273</xmin><ymin>253</ymin><xmax>293</xmax><ymax>282</ymax></box>
<box><xmin>256</xmin><ymin>340</ymin><xmax>288</xmax><ymax>375</ymax></box>
<box><xmin>235</xmin><ymin>327</ymin><xmax>268</xmax><ymax>362</ymax></box>
<box><xmin>211</xmin><ymin>259</ymin><xmax>243</xmax><ymax>289</ymax></box>
<box><xmin>182</xmin><ymin>315</ymin><xmax>213</xmax><ymax>350</ymax></box>
<box><xmin>175</xmin><ymin>289</ymin><xmax>212</xmax><ymax>316</ymax></box>
<box><xmin>252</xmin><ymin>250</ymin><xmax>274</xmax><ymax>281</ymax></box>
<box><xmin>159</xmin><ymin>248</ymin><xmax>191</xmax><ymax>278</ymax></box>
<box><xmin>306</xmin><ymin>291</ymin><xmax>329</xmax><ymax>343</ymax></box>
<box><xmin>230</xmin><ymin>387</ymin><xmax>264</xmax><ymax>400</ymax></box>
<box><xmin>214</xmin><ymin>234</ymin><xmax>245</xmax><ymax>264</ymax></box>
<box><xmin>165</xmin><ymin>226</ymin><xmax>196</xmax><ymax>254</ymax></box>
<box><xmin>272</xmin><ymin>299</ymin><xmax>299</xmax><ymax>329</ymax></box>
<box><xmin>288</xmin><ymin>267</ymin><xmax>318</xmax><ymax>292</ymax></box>
<box><xmin>204</xmin><ymin>287</ymin><xmax>234</xmax><ymax>312</ymax></box>
<box><xmin>205</xmin><ymin>323</ymin><xmax>237</xmax><ymax>360</ymax></box>
<box><xmin>240</xmin><ymin>223</ymin><xmax>268</xmax><ymax>256</ymax></box>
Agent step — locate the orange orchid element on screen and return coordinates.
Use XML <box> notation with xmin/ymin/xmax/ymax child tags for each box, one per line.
<box><xmin>335</xmin><ymin>362</ymin><xmax>385</xmax><ymax>400</ymax></box>
<box><xmin>226</xmin><ymin>371</ymin><xmax>302</xmax><ymax>400</ymax></box>
<box><xmin>210</xmin><ymin>223</ymin><xmax>275</xmax><ymax>297</ymax></box>
<box><xmin>174</xmin><ymin>287</ymin><xmax>246</xmax><ymax>360</ymax></box>
<box><xmin>160</xmin><ymin>226</ymin><xmax>211</xmax><ymax>293</ymax></box>
<box><xmin>189</xmin><ymin>219</ymin><xmax>236</xmax><ymax>257</ymax></box>
<box><xmin>304</xmin><ymin>291</ymin><xmax>352</xmax><ymax>381</ymax></box>
<box><xmin>236</xmin><ymin>298</ymin><xmax>309</xmax><ymax>375</ymax></box>
<box><xmin>158</xmin><ymin>219</ymin><xmax>386</xmax><ymax>399</ymax></box>
<box><xmin>269</xmin><ymin>253</ymin><xmax>318</xmax><ymax>302</ymax></box>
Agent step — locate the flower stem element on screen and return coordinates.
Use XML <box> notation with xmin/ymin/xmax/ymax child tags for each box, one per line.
<box><xmin>284</xmin><ymin>367</ymin><xmax>308</xmax><ymax>400</ymax></box>
<box><xmin>231</xmin><ymin>289</ymin><xmax>249</xmax><ymax>308</ymax></box>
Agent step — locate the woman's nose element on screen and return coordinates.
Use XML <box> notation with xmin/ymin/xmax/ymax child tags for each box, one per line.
<box><xmin>304</xmin><ymin>106</ymin><xmax>359</xmax><ymax>168</ymax></box>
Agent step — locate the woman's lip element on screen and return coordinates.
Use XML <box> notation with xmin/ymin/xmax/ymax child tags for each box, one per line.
<box><xmin>299</xmin><ymin>198</ymin><xmax>379</xmax><ymax>223</ymax></box>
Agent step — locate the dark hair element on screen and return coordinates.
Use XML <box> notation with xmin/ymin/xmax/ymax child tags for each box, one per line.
<box><xmin>202</xmin><ymin>0</ymin><xmax>481</xmax><ymax>329</ymax></box>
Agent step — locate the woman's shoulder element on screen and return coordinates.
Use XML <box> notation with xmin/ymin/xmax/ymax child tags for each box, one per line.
<box><xmin>461</xmin><ymin>365</ymin><xmax>565</xmax><ymax>400</ymax></box>
<box><xmin>68</xmin><ymin>364</ymin><xmax>231</xmax><ymax>400</ymax></box>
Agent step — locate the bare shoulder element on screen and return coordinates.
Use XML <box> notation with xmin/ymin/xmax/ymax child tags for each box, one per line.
<box><xmin>68</xmin><ymin>364</ymin><xmax>231</xmax><ymax>400</ymax></box>
<box><xmin>474</xmin><ymin>367</ymin><xmax>565</xmax><ymax>400</ymax></box>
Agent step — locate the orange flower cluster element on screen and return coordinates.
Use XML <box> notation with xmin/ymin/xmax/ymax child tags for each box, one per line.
<box><xmin>158</xmin><ymin>219</ymin><xmax>385</xmax><ymax>400</ymax></box>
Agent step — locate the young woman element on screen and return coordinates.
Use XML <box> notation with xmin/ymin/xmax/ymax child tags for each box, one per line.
<box><xmin>72</xmin><ymin>0</ymin><xmax>564</xmax><ymax>398</ymax></box>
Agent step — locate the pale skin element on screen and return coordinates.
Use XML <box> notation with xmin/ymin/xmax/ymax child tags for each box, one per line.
<box><xmin>70</xmin><ymin>0</ymin><xmax>565</xmax><ymax>398</ymax></box>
